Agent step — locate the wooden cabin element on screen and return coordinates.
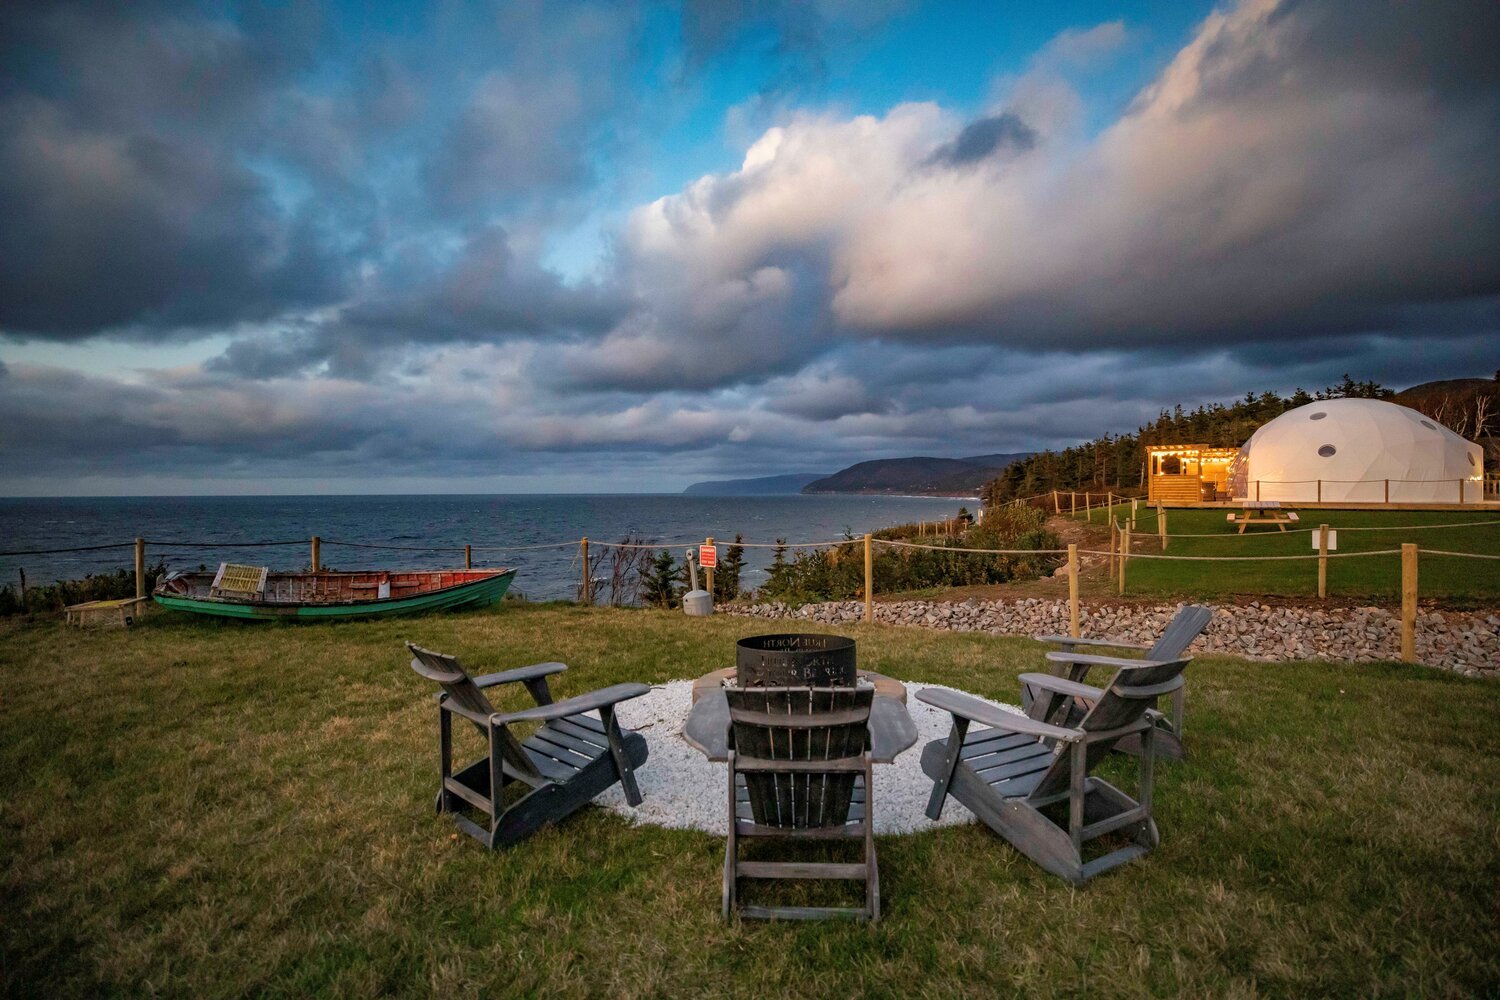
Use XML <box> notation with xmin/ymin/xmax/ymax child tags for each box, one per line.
<box><xmin>1146</xmin><ymin>445</ymin><xmax>1239</xmax><ymax>504</ymax></box>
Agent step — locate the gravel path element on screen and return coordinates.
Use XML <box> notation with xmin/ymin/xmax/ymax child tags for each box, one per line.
<box><xmin>595</xmin><ymin>680</ymin><xmax>1021</xmax><ymax>835</ymax></box>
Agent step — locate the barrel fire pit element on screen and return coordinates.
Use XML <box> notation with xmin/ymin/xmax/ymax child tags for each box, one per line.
<box><xmin>734</xmin><ymin>633</ymin><xmax>857</xmax><ymax>688</ymax></box>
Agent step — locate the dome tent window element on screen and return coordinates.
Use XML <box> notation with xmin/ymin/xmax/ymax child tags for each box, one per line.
<box><xmin>1309</xmin><ymin>411</ymin><xmax>1327</xmax><ymax>420</ymax></box>
<box><xmin>1421</xmin><ymin>419</ymin><xmax>1437</xmax><ymax>430</ymax></box>
<box><xmin>1318</xmin><ymin>445</ymin><xmax>1337</xmax><ymax>457</ymax></box>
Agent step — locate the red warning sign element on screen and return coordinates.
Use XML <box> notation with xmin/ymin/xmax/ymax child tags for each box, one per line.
<box><xmin>698</xmin><ymin>544</ymin><xmax>718</xmax><ymax>569</ymax></box>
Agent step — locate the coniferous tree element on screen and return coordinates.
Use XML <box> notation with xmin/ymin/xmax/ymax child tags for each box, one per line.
<box><xmin>641</xmin><ymin>549</ymin><xmax>680</xmax><ymax>608</ymax></box>
<box><xmin>714</xmin><ymin>534</ymin><xmax>745</xmax><ymax>603</ymax></box>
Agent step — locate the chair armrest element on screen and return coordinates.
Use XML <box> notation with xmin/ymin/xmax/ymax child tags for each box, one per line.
<box><xmin>1017</xmin><ymin>672</ymin><xmax>1104</xmax><ymax>701</ymax></box>
<box><xmin>471</xmin><ymin>662</ymin><xmax>568</xmax><ymax>688</ymax></box>
<box><xmin>437</xmin><ymin>696</ymin><xmax>492</xmax><ymax>726</ymax></box>
<box><xmin>1035</xmin><ymin>635</ymin><xmax>1151</xmax><ymax>653</ymax></box>
<box><xmin>1043</xmin><ymin>652</ymin><xmax>1173</xmax><ymax>671</ymax></box>
<box><xmin>917</xmin><ymin>688</ymin><xmax>1081</xmax><ymax>742</ymax></box>
<box><xmin>491</xmin><ymin>683</ymin><xmax>651</xmax><ymax>724</ymax></box>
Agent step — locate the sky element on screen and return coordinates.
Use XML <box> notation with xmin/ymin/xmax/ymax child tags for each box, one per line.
<box><xmin>1</xmin><ymin>0</ymin><xmax>1497</xmax><ymax>496</ymax></box>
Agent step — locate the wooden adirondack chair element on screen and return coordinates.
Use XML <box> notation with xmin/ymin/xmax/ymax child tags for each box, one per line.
<box><xmin>919</xmin><ymin>655</ymin><xmax>1190</xmax><ymax>885</ymax></box>
<box><xmin>722</xmin><ymin>685</ymin><xmax>878</xmax><ymax>922</ymax></box>
<box><xmin>407</xmin><ymin>643</ymin><xmax>650</xmax><ymax>848</ymax></box>
<box><xmin>1026</xmin><ymin>604</ymin><xmax>1212</xmax><ymax>759</ymax></box>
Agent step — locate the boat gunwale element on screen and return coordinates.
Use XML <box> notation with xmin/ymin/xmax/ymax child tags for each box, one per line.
<box><xmin>154</xmin><ymin>568</ymin><xmax>516</xmax><ymax>609</ymax></box>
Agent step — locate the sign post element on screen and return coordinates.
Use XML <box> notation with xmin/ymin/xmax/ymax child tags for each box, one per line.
<box><xmin>700</xmin><ymin>539</ymin><xmax>717</xmax><ymax>596</ymax></box>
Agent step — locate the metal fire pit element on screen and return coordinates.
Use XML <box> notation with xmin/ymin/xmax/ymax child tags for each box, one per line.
<box><xmin>734</xmin><ymin>633</ymin><xmax>857</xmax><ymax>688</ymax></box>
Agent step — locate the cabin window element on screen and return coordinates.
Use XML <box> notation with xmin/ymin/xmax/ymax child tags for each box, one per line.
<box><xmin>1161</xmin><ymin>455</ymin><xmax>1182</xmax><ymax>475</ymax></box>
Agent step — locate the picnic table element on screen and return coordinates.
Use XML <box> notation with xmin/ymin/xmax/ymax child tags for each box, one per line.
<box><xmin>682</xmin><ymin>669</ymin><xmax>918</xmax><ymax>763</ymax></box>
<box><xmin>1226</xmin><ymin>500</ymin><xmax>1300</xmax><ymax>533</ymax></box>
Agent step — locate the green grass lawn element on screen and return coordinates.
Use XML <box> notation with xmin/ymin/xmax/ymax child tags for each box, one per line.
<box><xmin>1063</xmin><ymin>505</ymin><xmax>1500</xmax><ymax>603</ymax></box>
<box><xmin>3</xmin><ymin>604</ymin><xmax>1498</xmax><ymax>997</ymax></box>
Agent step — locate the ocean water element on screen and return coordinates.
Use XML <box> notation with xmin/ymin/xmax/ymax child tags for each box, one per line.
<box><xmin>0</xmin><ymin>494</ymin><xmax>971</xmax><ymax>599</ymax></box>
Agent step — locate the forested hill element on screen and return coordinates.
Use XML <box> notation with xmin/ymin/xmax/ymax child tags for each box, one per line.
<box><xmin>683</xmin><ymin>473</ymin><xmax>827</xmax><ymax>495</ymax></box>
<box><xmin>803</xmin><ymin>453</ymin><xmax>1033</xmax><ymax>495</ymax></box>
<box><xmin>980</xmin><ymin>375</ymin><xmax>1459</xmax><ymax>506</ymax></box>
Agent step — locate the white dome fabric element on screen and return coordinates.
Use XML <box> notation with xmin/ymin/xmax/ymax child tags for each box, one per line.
<box><xmin>1237</xmin><ymin>399</ymin><xmax>1484</xmax><ymax>504</ymax></box>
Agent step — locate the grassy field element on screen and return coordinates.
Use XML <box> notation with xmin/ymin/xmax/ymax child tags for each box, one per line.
<box><xmin>1052</xmin><ymin>506</ymin><xmax>1500</xmax><ymax>603</ymax></box>
<box><xmin>3</xmin><ymin>604</ymin><xmax>1498</xmax><ymax>997</ymax></box>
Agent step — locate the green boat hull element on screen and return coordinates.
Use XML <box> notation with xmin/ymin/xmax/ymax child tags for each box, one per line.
<box><xmin>154</xmin><ymin>569</ymin><xmax>515</xmax><ymax>621</ymax></box>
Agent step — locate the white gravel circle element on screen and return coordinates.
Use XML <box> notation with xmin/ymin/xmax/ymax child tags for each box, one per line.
<box><xmin>595</xmin><ymin>680</ymin><xmax>1025</xmax><ymax>835</ymax></box>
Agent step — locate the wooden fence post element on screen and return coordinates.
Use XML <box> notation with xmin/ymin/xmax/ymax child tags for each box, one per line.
<box><xmin>864</xmin><ymin>533</ymin><xmax>874</xmax><ymax>623</ymax></box>
<box><xmin>135</xmin><ymin>538</ymin><xmax>145</xmax><ymax>600</ymax></box>
<box><xmin>1157</xmin><ymin>506</ymin><xmax>1166</xmax><ymax>550</ymax></box>
<box><xmin>1067</xmin><ymin>544</ymin><xmax>1079</xmax><ymax>638</ymax></box>
<box><xmin>1053</xmin><ymin>490</ymin><xmax>1060</xmax><ymax>515</ymax></box>
<box><xmin>1384</xmin><ymin>478</ymin><xmax>1389</xmax><ymax>504</ymax></box>
<box><xmin>1109</xmin><ymin>519</ymin><xmax>1117</xmax><ymax>577</ymax></box>
<box><xmin>464</xmin><ymin>544</ymin><xmax>472</xmax><ymax>570</ymax></box>
<box><xmin>1317</xmin><ymin>479</ymin><xmax>1322</xmax><ymax>503</ymax></box>
<box><xmin>1118</xmin><ymin>526</ymin><xmax>1130</xmax><ymax>595</ymax></box>
<box><xmin>705</xmin><ymin>537</ymin><xmax>715</xmax><ymax>595</ymax></box>
<box><xmin>1459</xmin><ymin>478</ymin><xmax>1465</xmax><ymax>504</ymax></box>
<box><xmin>1130</xmin><ymin>498</ymin><xmax>1137</xmax><ymax>530</ymax></box>
<box><xmin>1317</xmin><ymin>524</ymin><xmax>1329</xmax><ymax>599</ymax></box>
<box><xmin>1401</xmin><ymin>544</ymin><xmax>1418</xmax><ymax>662</ymax></box>
<box><xmin>1070</xmin><ymin>492</ymin><xmax>1076</xmax><ymax>516</ymax></box>
<box><xmin>310</xmin><ymin>535</ymin><xmax>320</xmax><ymax>572</ymax></box>
<box><xmin>1256</xmin><ymin>481</ymin><xmax>1261</xmax><ymax>501</ymax></box>
<box><xmin>580</xmin><ymin>537</ymin><xmax>590</xmax><ymax>604</ymax></box>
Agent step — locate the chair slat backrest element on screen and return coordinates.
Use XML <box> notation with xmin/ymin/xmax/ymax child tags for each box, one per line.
<box><xmin>1029</xmin><ymin>658</ymin><xmax>1191</xmax><ymax>800</ymax></box>
<box><xmin>407</xmin><ymin>642</ymin><xmax>538</xmax><ymax>779</ymax></box>
<box><xmin>1147</xmin><ymin>605</ymin><xmax>1213</xmax><ymax>661</ymax></box>
<box><xmin>726</xmin><ymin>685</ymin><xmax>873</xmax><ymax>829</ymax></box>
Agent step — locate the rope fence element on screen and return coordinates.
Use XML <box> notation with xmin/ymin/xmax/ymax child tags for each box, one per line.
<box><xmin>5</xmin><ymin>507</ymin><xmax>1494</xmax><ymax>664</ymax></box>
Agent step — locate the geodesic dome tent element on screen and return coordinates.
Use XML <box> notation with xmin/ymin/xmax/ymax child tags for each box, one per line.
<box><xmin>1229</xmin><ymin>398</ymin><xmax>1485</xmax><ymax>504</ymax></box>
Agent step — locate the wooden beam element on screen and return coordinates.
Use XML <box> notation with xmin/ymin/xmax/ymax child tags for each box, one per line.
<box><xmin>1067</xmin><ymin>544</ymin><xmax>1079</xmax><ymax>638</ymax></box>
<box><xmin>310</xmin><ymin>535</ymin><xmax>320</xmax><ymax>572</ymax></box>
<box><xmin>863</xmin><ymin>533</ymin><xmax>873</xmax><ymax>624</ymax></box>
<box><xmin>1401</xmin><ymin>543</ymin><xmax>1418</xmax><ymax>662</ymax></box>
<box><xmin>135</xmin><ymin>537</ymin><xmax>145</xmax><ymax>600</ymax></box>
<box><xmin>580</xmin><ymin>537</ymin><xmax>590</xmax><ymax>604</ymax></box>
<box><xmin>1317</xmin><ymin>524</ymin><xmax>1329</xmax><ymax>599</ymax></box>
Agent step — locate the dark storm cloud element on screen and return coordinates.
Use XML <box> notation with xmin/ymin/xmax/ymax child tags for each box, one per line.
<box><xmin>207</xmin><ymin>225</ymin><xmax>628</xmax><ymax>379</ymax></box>
<box><xmin>0</xmin><ymin>1</ymin><xmax>350</xmax><ymax>339</ymax></box>
<box><xmin>421</xmin><ymin>2</ymin><xmax>641</xmax><ymax>214</ymax></box>
<box><xmin>648</xmin><ymin>0</ymin><xmax>1500</xmax><ymax>362</ymax></box>
<box><xmin>926</xmin><ymin>113</ymin><xmax>1036</xmax><ymax>167</ymax></box>
<box><xmin>4</xmin><ymin>0</ymin><xmax>1500</xmax><ymax>493</ymax></box>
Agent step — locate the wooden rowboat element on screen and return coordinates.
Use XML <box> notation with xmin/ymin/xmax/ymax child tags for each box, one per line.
<box><xmin>153</xmin><ymin>567</ymin><xmax>516</xmax><ymax>621</ymax></box>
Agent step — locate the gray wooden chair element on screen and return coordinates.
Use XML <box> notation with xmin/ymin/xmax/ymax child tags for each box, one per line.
<box><xmin>407</xmin><ymin>642</ymin><xmax>650</xmax><ymax>848</ymax></box>
<box><xmin>723</xmin><ymin>685</ymin><xmax>878</xmax><ymax>922</ymax></box>
<box><xmin>1027</xmin><ymin>604</ymin><xmax>1212</xmax><ymax>759</ymax></box>
<box><xmin>919</xmin><ymin>655</ymin><xmax>1190</xmax><ymax>885</ymax></box>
